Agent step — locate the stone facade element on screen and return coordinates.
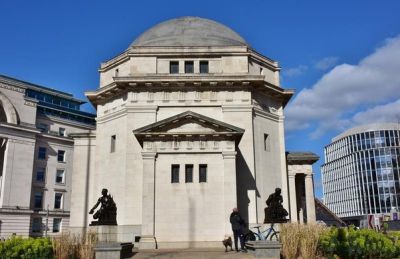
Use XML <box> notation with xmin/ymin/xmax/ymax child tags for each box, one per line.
<box><xmin>69</xmin><ymin>17</ymin><xmax>317</xmax><ymax>248</ymax></box>
<box><xmin>0</xmin><ymin>75</ymin><xmax>95</xmax><ymax>238</ymax></box>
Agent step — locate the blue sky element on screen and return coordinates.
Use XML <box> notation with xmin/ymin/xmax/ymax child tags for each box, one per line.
<box><xmin>1</xmin><ymin>0</ymin><xmax>400</xmax><ymax>197</ymax></box>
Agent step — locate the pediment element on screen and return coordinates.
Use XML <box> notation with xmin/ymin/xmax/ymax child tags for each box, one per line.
<box><xmin>133</xmin><ymin>111</ymin><xmax>244</xmax><ymax>144</ymax></box>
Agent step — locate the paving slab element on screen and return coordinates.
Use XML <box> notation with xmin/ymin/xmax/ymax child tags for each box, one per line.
<box><xmin>129</xmin><ymin>248</ymin><xmax>263</xmax><ymax>259</ymax></box>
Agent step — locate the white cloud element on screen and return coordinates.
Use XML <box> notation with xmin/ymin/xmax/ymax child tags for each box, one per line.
<box><xmin>350</xmin><ymin>100</ymin><xmax>400</xmax><ymax>125</ymax></box>
<box><xmin>315</xmin><ymin>56</ymin><xmax>339</xmax><ymax>70</ymax></box>
<box><xmin>285</xmin><ymin>35</ymin><xmax>400</xmax><ymax>138</ymax></box>
<box><xmin>282</xmin><ymin>65</ymin><xmax>308</xmax><ymax>77</ymax></box>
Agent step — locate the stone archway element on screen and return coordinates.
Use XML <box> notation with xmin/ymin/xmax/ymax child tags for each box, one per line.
<box><xmin>0</xmin><ymin>92</ymin><xmax>18</xmax><ymax>181</ymax></box>
<box><xmin>0</xmin><ymin>92</ymin><xmax>18</xmax><ymax>124</ymax></box>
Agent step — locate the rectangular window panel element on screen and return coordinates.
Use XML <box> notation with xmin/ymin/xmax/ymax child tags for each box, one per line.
<box><xmin>34</xmin><ymin>191</ymin><xmax>43</xmax><ymax>209</ymax></box>
<box><xmin>185</xmin><ymin>164</ymin><xmax>193</xmax><ymax>183</ymax></box>
<box><xmin>264</xmin><ymin>134</ymin><xmax>270</xmax><ymax>151</ymax></box>
<box><xmin>57</xmin><ymin>150</ymin><xmax>65</xmax><ymax>162</ymax></box>
<box><xmin>59</xmin><ymin>128</ymin><xmax>66</xmax><ymax>136</ymax></box>
<box><xmin>53</xmin><ymin>218</ymin><xmax>62</xmax><ymax>233</ymax></box>
<box><xmin>38</xmin><ymin>147</ymin><xmax>46</xmax><ymax>160</ymax></box>
<box><xmin>171</xmin><ymin>164</ymin><xmax>180</xmax><ymax>183</ymax></box>
<box><xmin>56</xmin><ymin>169</ymin><xmax>65</xmax><ymax>184</ymax></box>
<box><xmin>170</xmin><ymin>61</ymin><xmax>179</xmax><ymax>74</ymax></box>
<box><xmin>36</xmin><ymin>168</ymin><xmax>46</xmax><ymax>182</ymax></box>
<box><xmin>185</xmin><ymin>61</ymin><xmax>194</xmax><ymax>73</ymax></box>
<box><xmin>54</xmin><ymin>193</ymin><xmax>63</xmax><ymax>209</ymax></box>
<box><xmin>200</xmin><ymin>61</ymin><xmax>209</xmax><ymax>74</ymax></box>
<box><xmin>32</xmin><ymin>217</ymin><xmax>42</xmax><ymax>233</ymax></box>
<box><xmin>37</xmin><ymin>123</ymin><xmax>49</xmax><ymax>133</ymax></box>
<box><xmin>111</xmin><ymin>135</ymin><xmax>116</xmax><ymax>153</ymax></box>
<box><xmin>199</xmin><ymin>164</ymin><xmax>207</xmax><ymax>183</ymax></box>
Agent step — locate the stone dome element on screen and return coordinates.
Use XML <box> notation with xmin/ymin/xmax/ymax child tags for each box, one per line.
<box><xmin>130</xmin><ymin>17</ymin><xmax>247</xmax><ymax>47</ymax></box>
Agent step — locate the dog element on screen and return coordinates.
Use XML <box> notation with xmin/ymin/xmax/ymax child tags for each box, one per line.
<box><xmin>222</xmin><ymin>236</ymin><xmax>233</xmax><ymax>252</ymax></box>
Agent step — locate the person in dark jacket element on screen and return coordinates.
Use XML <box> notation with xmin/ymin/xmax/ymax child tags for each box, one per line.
<box><xmin>229</xmin><ymin>208</ymin><xmax>246</xmax><ymax>252</ymax></box>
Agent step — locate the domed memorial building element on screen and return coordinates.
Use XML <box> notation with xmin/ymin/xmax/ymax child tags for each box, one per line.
<box><xmin>69</xmin><ymin>17</ymin><xmax>316</xmax><ymax>248</ymax></box>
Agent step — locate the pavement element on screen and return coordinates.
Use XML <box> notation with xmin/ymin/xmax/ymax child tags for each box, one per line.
<box><xmin>129</xmin><ymin>248</ymin><xmax>259</xmax><ymax>259</ymax></box>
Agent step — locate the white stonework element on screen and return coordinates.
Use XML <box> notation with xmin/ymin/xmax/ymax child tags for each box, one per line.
<box><xmin>69</xmin><ymin>17</ymin><xmax>317</xmax><ymax>248</ymax></box>
<box><xmin>0</xmin><ymin>75</ymin><xmax>95</xmax><ymax>238</ymax></box>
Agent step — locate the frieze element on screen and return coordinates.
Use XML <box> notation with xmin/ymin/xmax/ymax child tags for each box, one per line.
<box><xmin>0</xmin><ymin>83</ymin><xmax>25</xmax><ymax>93</ymax></box>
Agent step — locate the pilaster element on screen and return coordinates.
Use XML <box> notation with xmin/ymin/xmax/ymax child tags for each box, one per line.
<box><xmin>223</xmin><ymin>151</ymin><xmax>237</xmax><ymax>237</ymax></box>
<box><xmin>139</xmin><ymin>152</ymin><xmax>157</xmax><ymax>249</ymax></box>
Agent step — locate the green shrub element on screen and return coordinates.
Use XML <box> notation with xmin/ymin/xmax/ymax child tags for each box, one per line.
<box><xmin>0</xmin><ymin>236</ymin><xmax>53</xmax><ymax>259</ymax></box>
<box><xmin>319</xmin><ymin>227</ymin><xmax>399</xmax><ymax>259</ymax></box>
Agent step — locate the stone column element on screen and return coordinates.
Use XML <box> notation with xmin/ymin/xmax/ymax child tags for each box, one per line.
<box><xmin>305</xmin><ymin>174</ymin><xmax>316</xmax><ymax>223</ymax></box>
<box><xmin>223</xmin><ymin>151</ymin><xmax>237</xmax><ymax>238</ymax></box>
<box><xmin>139</xmin><ymin>152</ymin><xmax>157</xmax><ymax>249</ymax></box>
<box><xmin>288</xmin><ymin>175</ymin><xmax>298</xmax><ymax>223</ymax></box>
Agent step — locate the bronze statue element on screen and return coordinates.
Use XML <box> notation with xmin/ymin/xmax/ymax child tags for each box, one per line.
<box><xmin>89</xmin><ymin>188</ymin><xmax>117</xmax><ymax>225</ymax></box>
<box><xmin>264</xmin><ymin>188</ymin><xmax>288</xmax><ymax>223</ymax></box>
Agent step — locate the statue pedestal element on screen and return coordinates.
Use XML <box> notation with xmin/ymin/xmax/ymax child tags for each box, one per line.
<box><xmin>245</xmin><ymin>240</ymin><xmax>282</xmax><ymax>258</ymax></box>
<box><xmin>89</xmin><ymin>225</ymin><xmax>133</xmax><ymax>259</ymax></box>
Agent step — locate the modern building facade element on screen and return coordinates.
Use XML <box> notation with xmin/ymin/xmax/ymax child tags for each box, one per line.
<box><xmin>322</xmin><ymin>123</ymin><xmax>400</xmax><ymax>223</ymax></box>
<box><xmin>0</xmin><ymin>75</ymin><xmax>95</xmax><ymax>238</ymax></box>
<box><xmin>69</xmin><ymin>16</ymin><xmax>318</xmax><ymax>249</ymax></box>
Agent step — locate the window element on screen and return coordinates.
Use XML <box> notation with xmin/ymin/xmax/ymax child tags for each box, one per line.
<box><xmin>111</xmin><ymin>135</ymin><xmax>116</xmax><ymax>153</ymax></box>
<box><xmin>199</xmin><ymin>164</ymin><xmax>207</xmax><ymax>182</ymax></box>
<box><xmin>36</xmin><ymin>168</ymin><xmax>46</xmax><ymax>182</ymax></box>
<box><xmin>34</xmin><ymin>191</ymin><xmax>43</xmax><ymax>209</ymax></box>
<box><xmin>32</xmin><ymin>218</ymin><xmax>42</xmax><ymax>233</ymax></box>
<box><xmin>200</xmin><ymin>61</ymin><xmax>209</xmax><ymax>73</ymax></box>
<box><xmin>170</xmin><ymin>61</ymin><xmax>179</xmax><ymax>74</ymax></box>
<box><xmin>185</xmin><ymin>164</ymin><xmax>193</xmax><ymax>183</ymax></box>
<box><xmin>37</xmin><ymin>123</ymin><xmax>48</xmax><ymax>133</ymax></box>
<box><xmin>185</xmin><ymin>61</ymin><xmax>194</xmax><ymax>73</ymax></box>
<box><xmin>56</xmin><ymin>169</ymin><xmax>65</xmax><ymax>184</ymax></box>
<box><xmin>59</xmin><ymin>128</ymin><xmax>66</xmax><ymax>137</ymax></box>
<box><xmin>53</xmin><ymin>218</ymin><xmax>62</xmax><ymax>233</ymax></box>
<box><xmin>38</xmin><ymin>147</ymin><xmax>46</xmax><ymax>160</ymax></box>
<box><xmin>171</xmin><ymin>164</ymin><xmax>180</xmax><ymax>183</ymax></box>
<box><xmin>54</xmin><ymin>193</ymin><xmax>63</xmax><ymax>209</ymax></box>
<box><xmin>57</xmin><ymin>150</ymin><xmax>65</xmax><ymax>162</ymax></box>
<box><xmin>264</xmin><ymin>134</ymin><xmax>270</xmax><ymax>151</ymax></box>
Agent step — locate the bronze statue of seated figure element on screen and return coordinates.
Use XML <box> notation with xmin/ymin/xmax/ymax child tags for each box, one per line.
<box><xmin>264</xmin><ymin>188</ymin><xmax>288</xmax><ymax>223</ymax></box>
<box><xmin>89</xmin><ymin>188</ymin><xmax>117</xmax><ymax>225</ymax></box>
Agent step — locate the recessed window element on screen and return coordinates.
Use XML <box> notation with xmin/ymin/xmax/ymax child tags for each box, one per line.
<box><xmin>59</xmin><ymin>128</ymin><xmax>66</xmax><ymax>137</ymax></box>
<box><xmin>36</xmin><ymin>168</ymin><xmax>46</xmax><ymax>182</ymax></box>
<box><xmin>185</xmin><ymin>61</ymin><xmax>194</xmax><ymax>73</ymax></box>
<box><xmin>56</xmin><ymin>169</ymin><xmax>65</xmax><ymax>184</ymax></box>
<box><xmin>171</xmin><ymin>164</ymin><xmax>180</xmax><ymax>183</ymax></box>
<box><xmin>53</xmin><ymin>218</ymin><xmax>62</xmax><ymax>233</ymax></box>
<box><xmin>115</xmin><ymin>68</ymin><xmax>119</xmax><ymax>77</ymax></box>
<box><xmin>32</xmin><ymin>217</ymin><xmax>42</xmax><ymax>233</ymax></box>
<box><xmin>170</xmin><ymin>61</ymin><xmax>179</xmax><ymax>74</ymax></box>
<box><xmin>54</xmin><ymin>193</ymin><xmax>63</xmax><ymax>209</ymax></box>
<box><xmin>38</xmin><ymin>147</ymin><xmax>46</xmax><ymax>160</ymax></box>
<box><xmin>199</xmin><ymin>164</ymin><xmax>207</xmax><ymax>182</ymax></box>
<box><xmin>57</xmin><ymin>150</ymin><xmax>65</xmax><ymax>162</ymax></box>
<box><xmin>264</xmin><ymin>134</ymin><xmax>270</xmax><ymax>151</ymax></box>
<box><xmin>200</xmin><ymin>61</ymin><xmax>209</xmax><ymax>74</ymax></box>
<box><xmin>111</xmin><ymin>135</ymin><xmax>116</xmax><ymax>153</ymax></box>
<box><xmin>34</xmin><ymin>191</ymin><xmax>43</xmax><ymax>209</ymax></box>
<box><xmin>185</xmin><ymin>164</ymin><xmax>193</xmax><ymax>183</ymax></box>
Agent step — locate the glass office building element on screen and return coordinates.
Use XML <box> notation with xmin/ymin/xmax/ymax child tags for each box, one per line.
<box><xmin>322</xmin><ymin>123</ymin><xmax>400</xmax><ymax>220</ymax></box>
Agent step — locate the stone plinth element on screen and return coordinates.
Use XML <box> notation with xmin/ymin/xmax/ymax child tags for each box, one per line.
<box><xmin>94</xmin><ymin>242</ymin><xmax>133</xmax><ymax>259</ymax></box>
<box><xmin>245</xmin><ymin>240</ymin><xmax>282</xmax><ymax>258</ymax></box>
<box><xmin>90</xmin><ymin>225</ymin><xmax>133</xmax><ymax>258</ymax></box>
<box><xmin>89</xmin><ymin>225</ymin><xmax>119</xmax><ymax>242</ymax></box>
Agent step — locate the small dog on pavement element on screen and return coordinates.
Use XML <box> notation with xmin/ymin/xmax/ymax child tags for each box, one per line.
<box><xmin>222</xmin><ymin>237</ymin><xmax>233</xmax><ymax>252</ymax></box>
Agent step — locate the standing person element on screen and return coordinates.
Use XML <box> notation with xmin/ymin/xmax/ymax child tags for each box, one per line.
<box><xmin>229</xmin><ymin>208</ymin><xmax>246</xmax><ymax>252</ymax></box>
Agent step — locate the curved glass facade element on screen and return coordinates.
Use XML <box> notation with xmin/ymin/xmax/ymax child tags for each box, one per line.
<box><xmin>322</xmin><ymin>125</ymin><xmax>400</xmax><ymax>218</ymax></box>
